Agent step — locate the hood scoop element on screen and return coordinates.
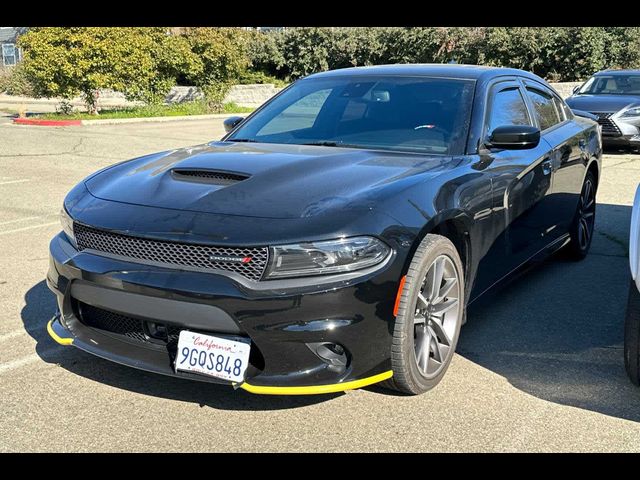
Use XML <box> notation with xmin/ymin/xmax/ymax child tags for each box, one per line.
<box><xmin>171</xmin><ymin>168</ymin><xmax>250</xmax><ymax>186</ymax></box>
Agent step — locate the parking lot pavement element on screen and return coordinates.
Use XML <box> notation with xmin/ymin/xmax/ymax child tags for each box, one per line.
<box><xmin>1</xmin><ymin>120</ymin><xmax>640</xmax><ymax>452</ymax></box>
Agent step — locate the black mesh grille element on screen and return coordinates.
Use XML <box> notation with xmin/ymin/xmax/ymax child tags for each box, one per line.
<box><xmin>591</xmin><ymin>112</ymin><xmax>622</xmax><ymax>137</ymax></box>
<box><xmin>74</xmin><ymin>223</ymin><xmax>268</xmax><ymax>281</ymax></box>
<box><xmin>79</xmin><ymin>302</ymin><xmax>147</xmax><ymax>342</ymax></box>
<box><xmin>172</xmin><ymin>169</ymin><xmax>249</xmax><ymax>184</ymax></box>
<box><xmin>76</xmin><ymin>301</ymin><xmax>265</xmax><ymax>373</ymax></box>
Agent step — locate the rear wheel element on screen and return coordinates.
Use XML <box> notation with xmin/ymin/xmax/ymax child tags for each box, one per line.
<box><xmin>384</xmin><ymin>234</ymin><xmax>464</xmax><ymax>395</ymax></box>
<box><xmin>566</xmin><ymin>171</ymin><xmax>596</xmax><ymax>260</ymax></box>
<box><xmin>625</xmin><ymin>280</ymin><xmax>640</xmax><ymax>386</ymax></box>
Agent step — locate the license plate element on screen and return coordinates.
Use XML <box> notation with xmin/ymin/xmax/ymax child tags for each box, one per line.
<box><xmin>175</xmin><ymin>330</ymin><xmax>251</xmax><ymax>383</ymax></box>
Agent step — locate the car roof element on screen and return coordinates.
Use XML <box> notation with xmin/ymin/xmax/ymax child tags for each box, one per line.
<box><xmin>305</xmin><ymin>64</ymin><xmax>545</xmax><ymax>82</ymax></box>
<box><xmin>594</xmin><ymin>69</ymin><xmax>640</xmax><ymax>76</ymax></box>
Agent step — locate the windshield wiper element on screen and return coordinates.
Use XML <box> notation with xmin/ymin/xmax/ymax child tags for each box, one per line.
<box><xmin>228</xmin><ymin>138</ymin><xmax>257</xmax><ymax>143</ymax></box>
<box><xmin>302</xmin><ymin>141</ymin><xmax>361</xmax><ymax>148</ymax></box>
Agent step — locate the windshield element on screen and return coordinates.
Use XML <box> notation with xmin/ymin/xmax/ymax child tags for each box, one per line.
<box><xmin>228</xmin><ymin>75</ymin><xmax>476</xmax><ymax>155</ymax></box>
<box><xmin>577</xmin><ymin>75</ymin><xmax>640</xmax><ymax>95</ymax></box>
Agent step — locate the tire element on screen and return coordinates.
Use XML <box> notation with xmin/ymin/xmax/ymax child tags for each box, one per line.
<box><xmin>566</xmin><ymin>170</ymin><xmax>597</xmax><ymax>260</ymax></box>
<box><xmin>384</xmin><ymin>234</ymin><xmax>465</xmax><ymax>395</ymax></box>
<box><xmin>625</xmin><ymin>280</ymin><xmax>640</xmax><ymax>386</ymax></box>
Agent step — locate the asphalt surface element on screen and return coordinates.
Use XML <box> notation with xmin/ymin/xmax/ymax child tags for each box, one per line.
<box><xmin>1</xmin><ymin>118</ymin><xmax>640</xmax><ymax>452</ymax></box>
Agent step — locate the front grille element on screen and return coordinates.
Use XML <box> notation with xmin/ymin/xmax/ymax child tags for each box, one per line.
<box><xmin>172</xmin><ymin>169</ymin><xmax>249</xmax><ymax>185</ymax></box>
<box><xmin>591</xmin><ymin>112</ymin><xmax>622</xmax><ymax>137</ymax></box>
<box><xmin>76</xmin><ymin>301</ymin><xmax>266</xmax><ymax>373</ymax></box>
<box><xmin>74</xmin><ymin>223</ymin><xmax>268</xmax><ymax>281</ymax></box>
<box><xmin>77</xmin><ymin>301</ymin><xmax>181</xmax><ymax>344</ymax></box>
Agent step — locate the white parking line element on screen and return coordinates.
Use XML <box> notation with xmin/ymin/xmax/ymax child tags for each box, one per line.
<box><xmin>0</xmin><ymin>347</ymin><xmax>63</xmax><ymax>375</ymax></box>
<box><xmin>0</xmin><ymin>221</ymin><xmax>59</xmax><ymax>236</ymax></box>
<box><xmin>0</xmin><ymin>216</ymin><xmax>41</xmax><ymax>226</ymax></box>
<box><xmin>0</xmin><ymin>179</ymin><xmax>30</xmax><ymax>186</ymax></box>
<box><xmin>0</xmin><ymin>330</ymin><xmax>26</xmax><ymax>343</ymax></box>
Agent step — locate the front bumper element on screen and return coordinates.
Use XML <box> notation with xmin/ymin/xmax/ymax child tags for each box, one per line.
<box><xmin>47</xmin><ymin>232</ymin><xmax>398</xmax><ymax>394</ymax></box>
<box><xmin>601</xmin><ymin>134</ymin><xmax>640</xmax><ymax>147</ymax></box>
<box><xmin>596</xmin><ymin>114</ymin><xmax>640</xmax><ymax>147</ymax></box>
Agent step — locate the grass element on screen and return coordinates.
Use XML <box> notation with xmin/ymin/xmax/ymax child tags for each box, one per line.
<box><xmin>34</xmin><ymin>101</ymin><xmax>254</xmax><ymax>120</ymax></box>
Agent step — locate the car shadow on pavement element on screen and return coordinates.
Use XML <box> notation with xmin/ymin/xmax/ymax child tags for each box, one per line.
<box><xmin>21</xmin><ymin>281</ymin><xmax>341</xmax><ymax>411</ymax></box>
<box><xmin>458</xmin><ymin>203</ymin><xmax>640</xmax><ymax>422</ymax></box>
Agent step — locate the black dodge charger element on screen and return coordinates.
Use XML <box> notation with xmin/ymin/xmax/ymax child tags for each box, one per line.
<box><xmin>47</xmin><ymin>65</ymin><xmax>602</xmax><ymax>395</ymax></box>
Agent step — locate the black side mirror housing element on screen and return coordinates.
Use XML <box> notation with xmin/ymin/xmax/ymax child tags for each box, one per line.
<box><xmin>223</xmin><ymin>116</ymin><xmax>245</xmax><ymax>134</ymax></box>
<box><xmin>572</xmin><ymin>85</ymin><xmax>581</xmax><ymax>94</ymax></box>
<box><xmin>487</xmin><ymin>125</ymin><xmax>541</xmax><ymax>150</ymax></box>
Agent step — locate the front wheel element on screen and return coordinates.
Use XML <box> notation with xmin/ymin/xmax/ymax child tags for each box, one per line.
<box><xmin>384</xmin><ymin>234</ymin><xmax>465</xmax><ymax>395</ymax></box>
<box><xmin>566</xmin><ymin>171</ymin><xmax>597</xmax><ymax>260</ymax></box>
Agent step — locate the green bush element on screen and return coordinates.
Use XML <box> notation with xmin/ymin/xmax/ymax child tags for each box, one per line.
<box><xmin>248</xmin><ymin>27</ymin><xmax>487</xmax><ymax>81</ymax></box>
<box><xmin>247</xmin><ymin>30</ymin><xmax>284</xmax><ymax>78</ymax></box>
<box><xmin>249</xmin><ymin>27</ymin><xmax>640</xmax><ymax>83</ymax></box>
<box><xmin>177</xmin><ymin>28</ymin><xmax>253</xmax><ymax>112</ymax></box>
<box><xmin>603</xmin><ymin>27</ymin><xmax>640</xmax><ymax>71</ymax></box>
<box><xmin>18</xmin><ymin>27</ymin><xmax>183</xmax><ymax>113</ymax></box>
<box><xmin>13</xmin><ymin>26</ymin><xmax>640</xmax><ymax>114</ymax></box>
<box><xmin>0</xmin><ymin>63</ymin><xmax>36</xmax><ymax>96</ymax></box>
<box><xmin>0</xmin><ymin>67</ymin><xmax>11</xmax><ymax>93</ymax></box>
<box><xmin>237</xmin><ymin>69</ymin><xmax>287</xmax><ymax>87</ymax></box>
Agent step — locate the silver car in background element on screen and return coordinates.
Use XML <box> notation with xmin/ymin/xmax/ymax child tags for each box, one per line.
<box><xmin>566</xmin><ymin>70</ymin><xmax>640</xmax><ymax>151</ymax></box>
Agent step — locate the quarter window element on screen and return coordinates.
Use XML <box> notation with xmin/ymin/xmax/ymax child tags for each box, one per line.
<box><xmin>552</xmin><ymin>96</ymin><xmax>567</xmax><ymax>121</ymax></box>
<box><xmin>526</xmin><ymin>88</ymin><xmax>561</xmax><ymax>130</ymax></box>
<box><xmin>487</xmin><ymin>87</ymin><xmax>531</xmax><ymax>134</ymax></box>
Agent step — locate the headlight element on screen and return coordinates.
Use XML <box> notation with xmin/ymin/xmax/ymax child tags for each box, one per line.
<box><xmin>60</xmin><ymin>207</ymin><xmax>77</xmax><ymax>247</ymax></box>
<box><xmin>264</xmin><ymin>236</ymin><xmax>391</xmax><ymax>279</ymax></box>
<box><xmin>621</xmin><ymin>107</ymin><xmax>640</xmax><ymax>118</ymax></box>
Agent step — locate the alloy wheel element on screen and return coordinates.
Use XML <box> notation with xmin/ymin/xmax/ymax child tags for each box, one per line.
<box><xmin>577</xmin><ymin>178</ymin><xmax>596</xmax><ymax>250</ymax></box>
<box><xmin>412</xmin><ymin>255</ymin><xmax>461</xmax><ymax>379</ymax></box>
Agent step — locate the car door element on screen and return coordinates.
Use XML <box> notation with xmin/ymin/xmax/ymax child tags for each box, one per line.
<box><xmin>472</xmin><ymin>79</ymin><xmax>556</xmax><ymax>298</ymax></box>
<box><xmin>522</xmin><ymin>80</ymin><xmax>586</xmax><ymax>238</ymax></box>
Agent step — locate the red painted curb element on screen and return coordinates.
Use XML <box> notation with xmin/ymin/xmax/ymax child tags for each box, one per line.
<box><xmin>13</xmin><ymin>118</ymin><xmax>82</xmax><ymax>127</ymax></box>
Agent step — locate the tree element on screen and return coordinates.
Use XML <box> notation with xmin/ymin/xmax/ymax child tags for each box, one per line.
<box><xmin>181</xmin><ymin>28</ymin><xmax>252</xmax><ymax>112</ymax></box>
<box><xmin>18</xmin><ymin>27</ymin><xmax>183</xmax><ymax>113</ymax></box>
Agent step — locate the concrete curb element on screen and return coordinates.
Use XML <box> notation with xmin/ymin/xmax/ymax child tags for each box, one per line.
<box><xmin>12</xmin><ymin>113</ymin><xmax>239</xmax><ymax>127</ymax></box>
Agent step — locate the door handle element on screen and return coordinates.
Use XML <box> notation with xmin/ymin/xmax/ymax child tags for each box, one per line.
<box><xmin>542</xmin><ymin>159</ymin><xmax>553</xmax><ymax>176</ymax></box>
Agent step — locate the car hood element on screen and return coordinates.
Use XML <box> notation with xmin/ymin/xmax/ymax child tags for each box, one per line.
<box><xmin>85</xmin><ymin>141</ymin><xmax>454</xmax><ymax>219</ymax></box>
<box><xmin>566</xmin><ymin>94</ymin><xmax>640</xmax><ymax>113</ymax></box>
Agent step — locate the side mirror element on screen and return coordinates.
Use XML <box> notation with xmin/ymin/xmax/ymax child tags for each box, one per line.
<box><xmin>487</xmin><ymin>125</ymin><xmax>541</xmax><ymax>150</ymax></box>
<box><xmin>572</xmin><ymin>85</ymin><xmax>581</xmax><ymax>94</ymax></box>
<box><xmin>223</xmin><ymin>116</ymin><xmax>244</xmax><ymax>133</ymax></box>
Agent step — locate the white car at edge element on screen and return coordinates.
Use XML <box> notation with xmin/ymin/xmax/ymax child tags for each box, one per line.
<box><xmin>625</xmin><ymin>184</ymin><xmax>640</xmax><ymax>385</ymax></box>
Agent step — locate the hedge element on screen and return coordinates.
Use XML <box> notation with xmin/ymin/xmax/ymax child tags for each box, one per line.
<box><xmin>17</xmin><ymin>27</ymin><xmax>252</xmax><ymax>113</ymax></box>
<box><xmin>249</xmin><ymin>27</ymin><xmax>640</xmax><ymax>82</ymax></box>
<box><xmin>12</xmin><ymin>27</ymin><xmax>640</xmax><ymax>114</ymax></box>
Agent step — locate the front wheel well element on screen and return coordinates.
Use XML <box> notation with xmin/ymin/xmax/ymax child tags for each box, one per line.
<box><xmin>405</xmin><ymin>219</ymin><xmax>471</xmax><ymax>286</ymax></box>
<box><xmin>587</xmin><ymin>160</ymin><xmax>599</xmax><ymax>188</ymax></box>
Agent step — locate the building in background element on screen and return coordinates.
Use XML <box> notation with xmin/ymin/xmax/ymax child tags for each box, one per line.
<box><xmin>0</xmin><ymin>27</ymin><xmax>27</xmax><ymax>67</ymax></box>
